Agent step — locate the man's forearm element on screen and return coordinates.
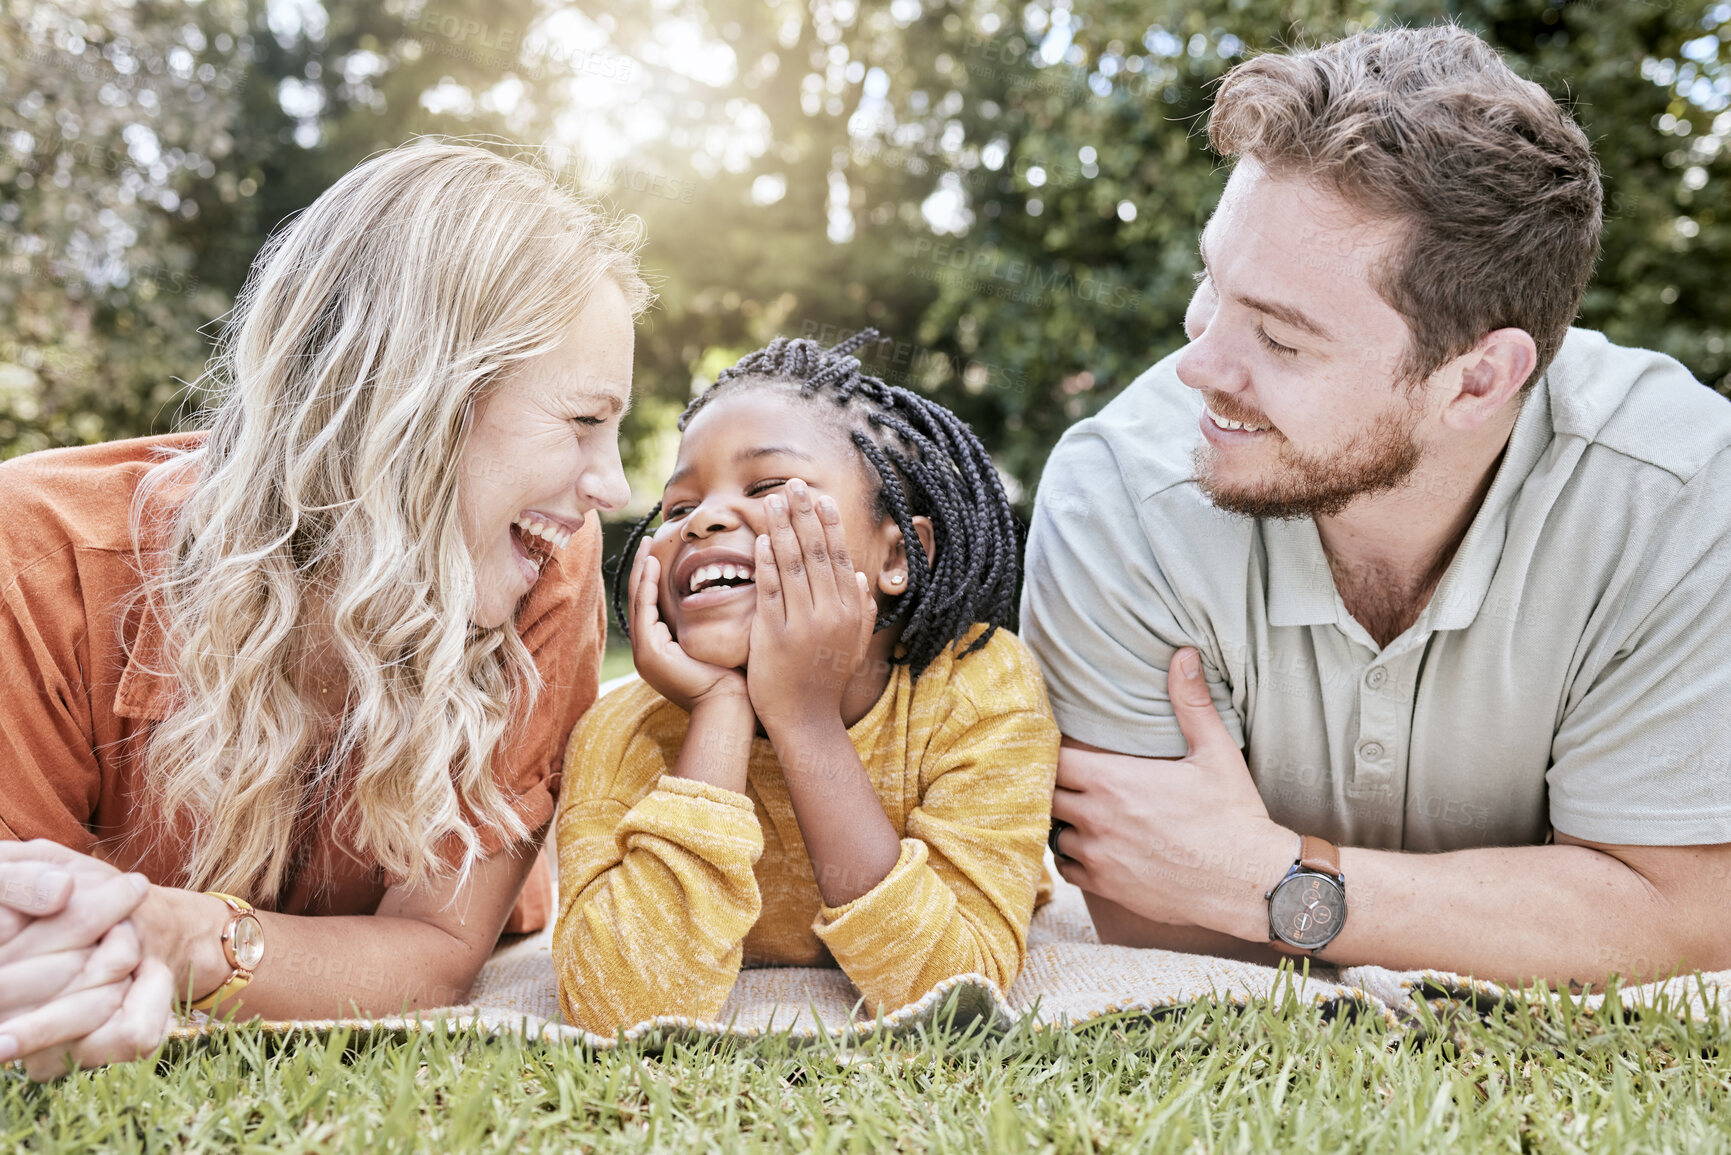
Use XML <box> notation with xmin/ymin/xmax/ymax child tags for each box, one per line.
<box><xmin>1092</xmin><ymin>839</ymin><xmax>1724</xmax><ymax>984</ymax></box>
<box><xmin>1082</xmin><ymin>892</ymin><xmax>1288</xmax><ymax>965</ymax></box>
<box><xmin>1290</xmin><ymin>840</ymin><xmax>1724</xmax><ymax>986</ymax></box>
<box><xmin>1054</xmin><ymin>677</ymin><xmax>1731</xmax><ymax>987</ymax></box>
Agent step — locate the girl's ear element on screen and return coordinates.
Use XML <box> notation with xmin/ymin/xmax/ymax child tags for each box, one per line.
<box><xmin>877</xmin><ymin>515</ymin><xmax>935</xmax><ymax>597</ymax></box>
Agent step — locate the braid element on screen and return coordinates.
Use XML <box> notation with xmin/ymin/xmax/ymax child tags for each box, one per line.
<box><xmin>609</xmin><ymin>329</ymin><xmax>1023</xmax><ymax>678</ymax></box>
<box><xmin>607</xmin><ymin>499</ymin><xmax>661</xmax><ymax>643</ymax></box>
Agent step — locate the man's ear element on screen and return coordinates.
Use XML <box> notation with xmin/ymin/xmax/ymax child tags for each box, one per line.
<box><xmin>877</xmin><ymin>515</ymin><xmax>935</xmax><ymax>596</ymax></box>
<box><xmin>1442</xmin><ymin>327</ymin><xmax>1537</xmax><ymax>430</ymax></box>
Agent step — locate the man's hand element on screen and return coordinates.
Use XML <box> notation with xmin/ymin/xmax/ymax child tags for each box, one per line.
<box><xmin>1050</xmin><ymin>648</ymin><xmax>1294</xmax><ymax>939</ymax></box>
<box><xmin>1048</xmin><ymin>653</ymin><xmax>1731</xmax><ymax>983</ymax></box>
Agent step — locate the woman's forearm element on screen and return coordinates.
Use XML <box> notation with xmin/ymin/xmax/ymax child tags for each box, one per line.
<box><xmin>234</xmin><ymin>912</ymin><xmax>483</xmax><ymax>1018</ymax></box>
<box><xmin>140</xmin><ymin>837</ymin><xmax>542</xmax><ymax>1020</ymax></box>
<box><xmin>141</xmin><ymin>884</ymin><xmax>485</xmax><ymax>1019</ymax></box>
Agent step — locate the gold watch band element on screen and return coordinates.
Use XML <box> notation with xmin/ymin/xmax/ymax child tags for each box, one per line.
<box><xmin>187</xmin><ymin>891</ymin><xmax>258</xmax><ymax>1013</ymax></box>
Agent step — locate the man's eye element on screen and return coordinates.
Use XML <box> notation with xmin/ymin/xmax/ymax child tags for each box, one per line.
<box><xmin>1256</xmin><ymin>326</ymin><xmax>1298</xmax><ymax>357</ymax></box>
<box><xmin>572</xmin><ymin>416</ymin><xmax>605</xmax><ymax>429</ymax></box>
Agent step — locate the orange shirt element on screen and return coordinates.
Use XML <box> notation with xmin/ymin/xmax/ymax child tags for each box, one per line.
<box><xmin>0</xmin><ymin>432</ymin><xmax>605</xmax><ymax>932</ymax></box>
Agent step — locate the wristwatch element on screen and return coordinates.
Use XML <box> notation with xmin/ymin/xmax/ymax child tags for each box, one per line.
<box><xmin>1265</xmin><ymin>835</ymin><xmax>1347</xmax><ymax>954</ymax></box>
<box><xmin>187</xmin><ymin>891</ymin><xmax>266</xmax><ymax>1012</ymax></box>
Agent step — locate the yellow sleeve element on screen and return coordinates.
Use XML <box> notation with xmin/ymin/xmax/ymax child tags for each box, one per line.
<box><xmin>552</xmin><ymin>693</ymin><xmax>765</xmax><ymax>1034</ymax></box>
<box><xmin>812</xmin><ymin>693</ymin><xmax>1058</xmax><ymax>1013</ymax></box>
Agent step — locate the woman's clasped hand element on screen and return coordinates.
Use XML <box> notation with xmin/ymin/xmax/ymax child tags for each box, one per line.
<box><xmin>0</xmin><ymin>841</ymin><xmax>176</xmax><ymax>1081</ymax></box>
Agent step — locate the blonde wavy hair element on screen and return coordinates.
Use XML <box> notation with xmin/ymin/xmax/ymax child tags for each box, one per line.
<box><xmin>134</xmin><ymin>140</ymin><xmax>649</xmax><ymax>902</ymax></box>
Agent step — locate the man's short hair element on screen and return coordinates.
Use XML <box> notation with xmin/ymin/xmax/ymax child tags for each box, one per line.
<box><xmin>1209</xmin><ymin>25</ymin><xmax>1603</xmax><ymax>390</ymax></box>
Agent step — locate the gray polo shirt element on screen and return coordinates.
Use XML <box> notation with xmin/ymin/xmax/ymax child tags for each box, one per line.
<box><xmin>1021</xmin><ymin>328</ymin><xmax>1731</xmax><ymax>850</ymax></box>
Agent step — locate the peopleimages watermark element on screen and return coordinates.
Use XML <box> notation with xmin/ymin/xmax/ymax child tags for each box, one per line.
<box><xmin>845</xmin><ymin>134</ymin><xmax>1100</xmax><ymax>201</ymax></box>
<box><xmin>2</xmin><ymin>249</ymin><xmax>199</xmax><ymax>298</ymax></box>
<box><xmin>551</xmin><ymin>153</ymin><xmax>696</xmax><ymax>205</ymax></box>
<box><xmin>795</xmin><ymin>320</ymin><xmax>1030</xmax><ymax>396</ymax></box>
<box><xmin>958</xmin><ymin>34</ymin><xmax>1175</xmax><ymax>102</ymax></box>
<box><xmin>405</xmin><ymin>8</ymin><xmax>636</xmax><ymax>84</ymax></box>
<box><xmin>10</xmin><ymin>29</ymin><xmax>248</xmax><ymax>96</ymax></box>
<box><xmin>3</xmin><ymin>132</ymin><xmax>139</xmax><ymax>177</ymax></box>
<box><xmin>899</xmin><ymin>238</ymin><xmax>1144</xmax><ymax>313</ymax></box>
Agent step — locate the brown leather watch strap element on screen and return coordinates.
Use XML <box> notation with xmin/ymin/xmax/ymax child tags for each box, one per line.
<box><xmin>1297</xmin><ymin>835</ymin><xmax>1342</xmax><ymax>877</ymax></box>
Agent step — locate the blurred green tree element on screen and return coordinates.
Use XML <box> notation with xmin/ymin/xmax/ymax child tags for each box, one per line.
<box><xmin>4</xmin><ymin>0</ymin><xmax>1727</xmax><ymax>511</ymax></box>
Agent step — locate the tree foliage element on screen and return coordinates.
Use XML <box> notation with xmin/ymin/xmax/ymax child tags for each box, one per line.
<box><xmin>4</xmin><ymin>0</ymin><xmax>1728</xmax><ymax>506</ymax></box>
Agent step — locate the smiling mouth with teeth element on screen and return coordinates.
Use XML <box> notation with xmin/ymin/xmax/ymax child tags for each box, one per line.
<box><xmin>687</xmin><ymin>562</ymin><xmax>756</xmax><ymax>596</ymax></box>
<box><xmin>1205</xmin><ymin>405</ymin><xmax>1273</xmax><ymax>433</ymax></box>
<box><xmin>512</xmin><ymin>514</ymin><xmax>572</xmax><ymax>572</ymax></box>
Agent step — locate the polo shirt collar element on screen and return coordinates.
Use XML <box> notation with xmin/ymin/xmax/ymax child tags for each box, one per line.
<box><xmin>1263</xmin><ymin>517</ymin><xmax>1337</xmax><ymax>628</ymax></box>
<box><xmin>1262</xmin><ymin>372</ymin><xmax>1554</xmax><ymax>637</ymax></box>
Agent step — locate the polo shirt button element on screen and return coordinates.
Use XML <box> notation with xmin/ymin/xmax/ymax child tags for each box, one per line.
<box><xmin>1359</xmin><ymin>740</ymin><xmax>1385</xmax><ymax>761</ymax></box>
<box><xmin>1365</xmin><ymin>666</ymin><xmax>1388</xmax><ymax>689</ymax></box>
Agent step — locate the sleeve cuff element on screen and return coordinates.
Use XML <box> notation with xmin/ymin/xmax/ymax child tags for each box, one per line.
<box><xmin>618</xmin><ymin>774</ymin><xmax>765</xmax><ymax>866</ymax></box>
<box><xmin>651</xmin><ymin>773</ymin><xmax>758</xmax><ymax>811</ymax></box>
<box><xmin>1549</xmin><ymin>806</ymin><xmax>1731</xmax><ymax>847</ymax></box>
<box><xmin>445</xmin><ymin>776</ymin><xmax>558</xmax><ymax>865</ymax></box>
<box><xmin>813</xmin><ymin>838</ymin><xmax>953</xmax><ymax>951</ymax></box>
<box><xmin>1048</xmin><ymin>700</ymin><xmax>1242</xmax><ymax>758</ymax></box>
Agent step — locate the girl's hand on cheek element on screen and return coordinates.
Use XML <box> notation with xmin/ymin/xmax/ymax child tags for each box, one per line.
<box><xmin>628</xmin><ymin>544</ymin><xmax>749</xmax><ymax>713</ymax></box>
<box><xmin>746</xmin><ymin>481</ymin><xmax>874</xmax><ymax>739</ymax></box>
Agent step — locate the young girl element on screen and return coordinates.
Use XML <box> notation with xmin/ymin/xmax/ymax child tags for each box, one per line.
<box><xmin>552</xmin><ymin>331</ymin><xmax>1058</xmax><ymax>1033</ymax></box>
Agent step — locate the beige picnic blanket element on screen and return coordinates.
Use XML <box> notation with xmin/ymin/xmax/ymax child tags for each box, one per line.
<box><xmin>172</xmin><ymin>856</ymin><xmax>1729</xmax><ymax>1047</ymax></box>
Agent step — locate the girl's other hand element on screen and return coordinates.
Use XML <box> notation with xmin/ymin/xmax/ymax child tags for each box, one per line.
<box><xmin>628</xmin><ymin>542</ymin><xmax>750</xmax><ymax>713</ymax></box>
<box><xmin>747</xmin><ymin>479</ymin><xmax>875</xmax><ymax>738</ymax></box>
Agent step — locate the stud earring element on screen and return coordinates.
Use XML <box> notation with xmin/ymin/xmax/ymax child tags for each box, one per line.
<box><xmin>889</xmin><ymin>574</ymin><xmax>905</xmax><ymax>586</ymax></box>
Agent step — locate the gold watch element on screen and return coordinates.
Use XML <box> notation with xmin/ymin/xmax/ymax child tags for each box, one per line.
<box><xmin>187</xmin><ymin>891</ymin><xmax>266</xmax><ymax>1012</ymax></box>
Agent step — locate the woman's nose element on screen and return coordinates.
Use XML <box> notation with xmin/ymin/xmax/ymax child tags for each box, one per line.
<box><xmin>581</xmin><ymin>447</ymin><xmax>631</xmax><ymax>513</ymax></box>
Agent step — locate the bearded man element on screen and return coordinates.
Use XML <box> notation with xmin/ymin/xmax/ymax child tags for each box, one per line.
<box><xmin>1025</xmin><ymin>25</ymin><xmax>1731</xmax><ymax>984</ymax></box>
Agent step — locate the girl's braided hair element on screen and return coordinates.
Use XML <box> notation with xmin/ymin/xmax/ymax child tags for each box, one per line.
<box><xmin>610</xmin><ymin>329</ymin><xmax>1023</xmax><ymax>677</ymax></box>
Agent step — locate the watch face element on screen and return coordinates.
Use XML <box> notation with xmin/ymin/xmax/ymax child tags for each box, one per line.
<box><xmin>1269</xmin><ymin>872</ymin><xmax>1345</xmax><ymax>949</ymax></box>
<box><xmin>229</xmin><ymin>914</ymin><xmax>266</xmax><ymax>970</ymax></box>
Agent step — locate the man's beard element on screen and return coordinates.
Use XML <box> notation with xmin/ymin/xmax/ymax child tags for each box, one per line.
<box><xmin>1193</xmin><ymin>401</ymin><xmax>1425</xmax><ymax>520</ymax></box>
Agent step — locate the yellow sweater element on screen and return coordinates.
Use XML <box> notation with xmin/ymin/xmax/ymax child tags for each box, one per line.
<box><xmin>553</xmin><ymin>625</ymin><xmax>1058</xmax><ymax>1034</ymax></box>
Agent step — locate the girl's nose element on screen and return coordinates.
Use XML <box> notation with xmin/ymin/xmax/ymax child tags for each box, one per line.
<box><xmin>680</xmin><ymin>499</ymin><xmax>739</xmax><ymax>541</ymax></box>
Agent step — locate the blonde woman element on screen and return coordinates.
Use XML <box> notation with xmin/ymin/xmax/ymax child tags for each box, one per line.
<box><xmin>0</xmin><ymin>141</ymin><xmax>648</xmax><ymax>1078</ymax></box>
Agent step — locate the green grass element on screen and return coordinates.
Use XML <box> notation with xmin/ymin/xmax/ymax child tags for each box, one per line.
<box><xmin>5</xmin><ymin>994</ymin><xmax>1728</xmax><ymax>1153</ymax></box>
